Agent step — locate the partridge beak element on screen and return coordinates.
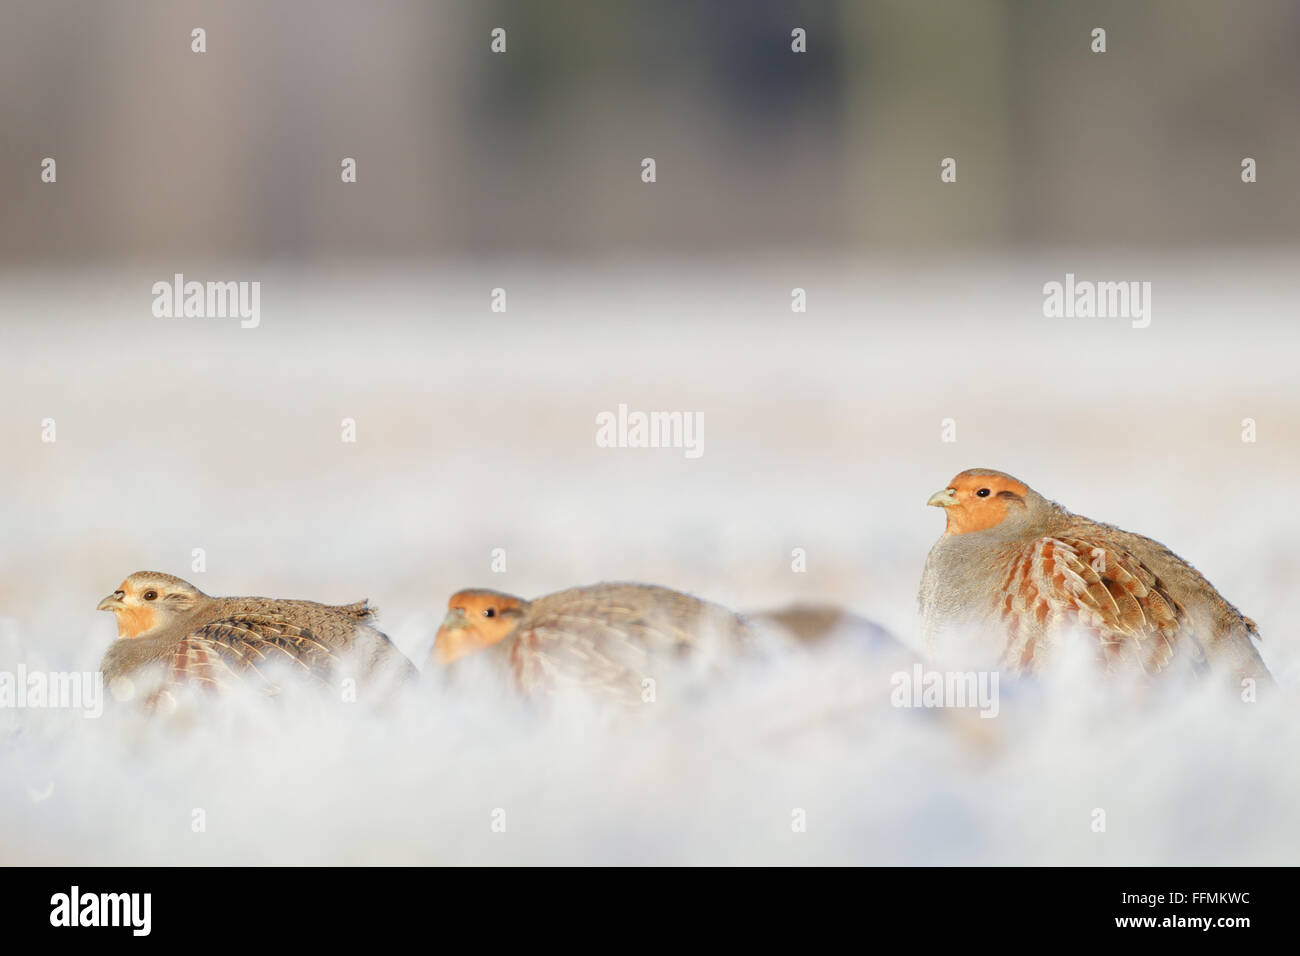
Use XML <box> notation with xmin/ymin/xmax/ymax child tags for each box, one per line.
<box><xmin>433</xmin><ymin>608</ymin><xmax>471</xmax><ymax>665</ymax></box>
<box><xmin>927</xmin><ymin>488</ymin><xmax>958</xmax><ymax>508</ymax></box>
<box><xmin>97</xmin><ymin>590</ymin><xmax>126</xmax><ymax>611</ymax></box>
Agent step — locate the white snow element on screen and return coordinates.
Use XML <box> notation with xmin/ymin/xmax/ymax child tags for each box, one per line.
<box><xmin>1</xmin><ymin>253</ymin><xmax>1296</xmax><ymax>864</ymax></box>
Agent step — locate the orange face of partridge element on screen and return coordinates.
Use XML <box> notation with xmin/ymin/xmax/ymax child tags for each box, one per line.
<box><xmin>96</xmin><ymin>578</ymin><xmax>162</xmax><ymax>638</ymax></box>
<box><xmin>434</xmin><ymin>590</ymin><xmax>527</xmax><ymax>664</ymax></box>
<box><xmin>927</xmin><ymin>471</ymin><xmax>1030</xmax><ymax>535</ymax></box>
<box><xmin>97</xmin><ymin>571</ymin><xmax>204</xmax><ymax>639</ymax></box>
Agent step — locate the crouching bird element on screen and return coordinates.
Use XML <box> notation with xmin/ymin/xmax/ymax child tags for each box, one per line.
<box><xmin>431</xmin><ymin>582</ymin><xmax>751</xmax><ymax>705</ymax></box>
<box><xmin>97</xmin><ymin>571</ymin><xmax>417</xmax><ymax>703</ymax></box>
<box><xmin>918</xmin><ymin>469</ymin><xmax>1270</xmax><ymax>689</ymax></box>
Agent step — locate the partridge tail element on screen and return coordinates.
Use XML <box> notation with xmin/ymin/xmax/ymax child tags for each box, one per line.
<box><xmin>333</xmin><ymin>599</ymin><xmax>377</xmax><ymax>622</ymax></box>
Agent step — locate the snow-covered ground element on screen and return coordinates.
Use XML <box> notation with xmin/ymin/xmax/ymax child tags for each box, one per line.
<box><xmin>1</xmin><ymin>253</ymin><xmax>1297</xmax><ymax>864</ymax></box>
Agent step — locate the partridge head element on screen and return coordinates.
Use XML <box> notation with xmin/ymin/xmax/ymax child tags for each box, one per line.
<box><xmin>434</xmin><ymin>589</ymin><xmax>529</xmax><ymax>664</ymax></box>
<box><xmin>97</xmin><ymin>571</ymin><xmax>209</xmax><ymax>639</ymax></box>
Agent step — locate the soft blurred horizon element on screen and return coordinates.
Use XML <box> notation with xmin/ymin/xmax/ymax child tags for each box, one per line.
<box><xmin>3</xmin><ymin>0</ymin><xmax>1300</xmax><ymax>265</ymax></box>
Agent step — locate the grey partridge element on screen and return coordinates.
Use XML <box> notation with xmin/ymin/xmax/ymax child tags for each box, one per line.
<box><xmin>432</xmin><ymin>582</ymin><xmax>751</xmax><ymax>705</ymax></box>
<box><xmin>97</xmin><ymin>571</ymin><xmax>416</xmax><ymax>700</ymax></box>
<box><xmin>918</xmin><ymin>469</ymin><xmax>1270</xmax><ymax>688</ymax></box>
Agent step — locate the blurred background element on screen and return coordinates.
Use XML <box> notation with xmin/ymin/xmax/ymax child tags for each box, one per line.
<box><xmin>4</xmin><ymin>0</ymin><xmax>1300</xmax><ymax>259</ymax></box>
<box><xmin>1</xmin><ymin>1</ymin><xmax>1298</xmax><ymax>864</ymax></box>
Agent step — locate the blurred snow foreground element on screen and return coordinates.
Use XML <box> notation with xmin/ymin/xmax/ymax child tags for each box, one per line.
<box><xmin>2</xmin><ymin>256</ymin><xmax>1298</xmax><ymax>863</ymax></box>
<box><xmin>0</xmin><ymin>621</ymin><xmax>1294</xmax><ymax>866</ymax></box>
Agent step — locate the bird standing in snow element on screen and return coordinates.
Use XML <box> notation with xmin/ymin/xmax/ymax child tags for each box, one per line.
<box><xmin>432</xmin><ymin>582</ymin><xmax>751</xmax><ymax>705</ymax></box>
<box><xmin>97</xmin><ymin>571</ymin><xmax>416</xmax><ymax>701</ymax></box>
<box><xmin>918</xmin><ymin>469</ymin><xmax>1270</xmax><ymax>687</ymax></box>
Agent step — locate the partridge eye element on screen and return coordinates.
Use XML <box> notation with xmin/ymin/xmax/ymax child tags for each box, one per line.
<box><xmin>143</xmin><ymin>590</ymin><xmax>158</xmax><ymax>601</ymax></box>
<box><xmin>976</xmin><ymin>488</ymin><xmax>991</xmax><ymax>498</ymax></box>
<box><xmin>483</xmin><ymin>608</ymin><xmax>496</xmax><ymax>618</ymax></box>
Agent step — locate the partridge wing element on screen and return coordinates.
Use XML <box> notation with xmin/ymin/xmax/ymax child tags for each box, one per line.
<box><xmin>1003</xmin><ymin>535</ymin><xmax>1183</xmax><ymax>673</ymax></box>
<box><xmin>509</xmin><ymin>589</ymin><xmax>704</xmax><ymax>702</ymax></box>
<box><xmin>167</xmin><ymin>614</ymin><xmax>341</xmax><ymax>692</ymax></box>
